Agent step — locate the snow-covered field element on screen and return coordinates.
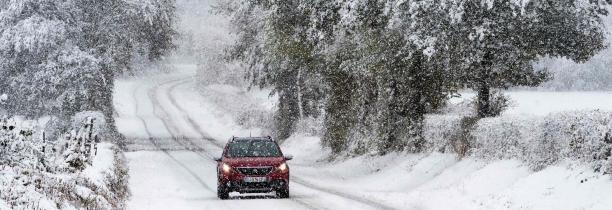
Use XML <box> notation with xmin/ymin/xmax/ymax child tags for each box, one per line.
<box><xmin>451</xmin><ymin>91</ymin><xmax>612</xmax><ymax>116</ymax></box>
<box><xmin>114</xmin><ymin>64</ymin><xmax>612</xmax><ymax>210</ymax></box>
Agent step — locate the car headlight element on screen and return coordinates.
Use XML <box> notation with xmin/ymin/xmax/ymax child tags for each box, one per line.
<box><xmin>222</xmin><ymin>163</ymin><xmax>232</xmax><ymax>174</ymax></box>
<box><xmin>278</xmin><ymin>163</ymin><xmax>288</xmax><ymax>172</ymax></box>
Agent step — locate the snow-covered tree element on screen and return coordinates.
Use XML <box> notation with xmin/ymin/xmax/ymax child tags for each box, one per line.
<box><xmin>222</xmin><ymin>0</ymin><xmax>325</xmax><ymax>141</ymax></box>
<box><xmin>451</xmin><ymin>0</ymin><xmax>607</xmax><ymax>117</ymax></box>
<box><xmin>221</xmin><ymin>0</ymin><xmax>610</xmax><ymax>155</ymax></box>
<box><xmin>0</xmin><ymin>0</ymin><xmax>176</xmax><ymax>137</ymax></box>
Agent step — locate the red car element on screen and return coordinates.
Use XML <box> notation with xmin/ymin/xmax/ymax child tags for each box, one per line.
<box><xmin>215</xmin><ymin>136</ymin><xmax>293</xmax><ymax>199</ymax></box>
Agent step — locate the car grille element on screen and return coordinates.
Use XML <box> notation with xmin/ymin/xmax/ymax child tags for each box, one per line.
<box><xmin>236</xmin><ymin>167</ymin><xmax>273</xmax><ymax>176</ymax></box>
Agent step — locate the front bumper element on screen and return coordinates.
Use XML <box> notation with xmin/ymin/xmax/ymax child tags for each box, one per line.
<box><xmin>224</xmin><ymin>178</ymin><xmax>288</xmax><ymax>193</ymax></box>
<box><xmin>219</xmin><ymin>171</ymin><xmax>289</xmax><ymax>193</ymax></box>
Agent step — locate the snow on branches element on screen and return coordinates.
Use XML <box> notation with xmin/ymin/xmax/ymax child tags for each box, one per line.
<box><xmin>0</xmin><ymin>113</ymin><xmax>126</xmax><ymax>210</ymax></box>
<box><xmin>221</xmin><ymin>0</ymin><xmax>609</xmax><ymax>155</ymax></box>
<box><xmin>0</xmin><ymin>0</ymin><xmax>176</xmax><ymax>120</ymax></box>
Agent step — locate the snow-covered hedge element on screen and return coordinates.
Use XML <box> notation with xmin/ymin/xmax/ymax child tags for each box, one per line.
<box><xmin>469</xmin><ymin>111</ymin><xmax>612</xmax><ymax>171</ymax></box>
<box><xmin>421</xmin><ymin>111</ymin><xmax>612</xmax><ymax>172</ymax></box>
<box><xmin>0</xmin><ymin>115</ymin><xmax>130</xmax><ymax>210</ymax></box>
<box><xmin>423</xmin><ymin>114</ymin><xmax>463</xmax><ymax>153</ymax></box>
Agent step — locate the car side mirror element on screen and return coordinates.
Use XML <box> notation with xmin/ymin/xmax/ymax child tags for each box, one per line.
<box><xmin>214</xmin><ymin>157</ymin><xmax>222</xmax><ymax>162</ymax></box>
<box><xmin>284</xmin><ymin>155</ymin><xmax>293</xmax><ymax>161</ymax></box>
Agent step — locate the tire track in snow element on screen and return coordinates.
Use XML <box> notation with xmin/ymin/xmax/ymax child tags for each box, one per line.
<box><xmin>147</xmin><ymin>78</ymin><xmax>215</xmax><ymax>161</ymax></box>
<box><xmin>161</xmin><ymin>78</ymin><xmax>398</xmax><ymax>210</ymax></box>
<box><xmin>153</xmin><ymin>78</ymin><xmax>324</xmax><ymax>210</ymax></box>
<box><xmin>131</xmin><ymin>80</ymin><xmax>215</xmax><ymax>193</ymax></box>
<box><xmin>292</xmin><ymin>177</ymin><xmax>397</xmax><ymax>210</ymax></box>
<box><xmin>152</xmin><ymin>77</ymin><xmax>329</xmax><ymax>210</ymax></box>
<box><xmin>166</xmin><ymin>79</ymin><xmax>224</xmax><ymax>148</ymax></box>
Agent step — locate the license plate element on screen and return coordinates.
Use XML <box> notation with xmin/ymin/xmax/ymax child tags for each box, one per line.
<box><xmin>243</xmin><ymin>177</ymin><xmax>267</xmax><ymax>183</ymax></box>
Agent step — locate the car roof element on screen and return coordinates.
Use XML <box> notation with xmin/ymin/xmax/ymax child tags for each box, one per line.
<box><xmin>230</xmin><ymin>136</ymin><xmax>274</xmax><ymax>142</ymax></box>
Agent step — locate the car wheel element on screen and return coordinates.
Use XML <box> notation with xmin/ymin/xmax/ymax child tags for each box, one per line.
<box><xmin>276</xmin><ymin>187</ymin><xmax>289</xmax><ymax>198</ymax></box>
<box><xmin>217</xmin><ymin>184</ymin><xmax>229</xmax><ymax>200</ymax></box>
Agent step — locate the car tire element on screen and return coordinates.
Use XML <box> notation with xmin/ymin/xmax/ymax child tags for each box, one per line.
<box><xmin>276</xmin><ymin>187</ymin><xmax>289</xmax><ymax>198</ymax></box>
<box><xmin>217</xmin><ymin>184</ymin><xmax>229</xmax><ymax>200</ymax></box>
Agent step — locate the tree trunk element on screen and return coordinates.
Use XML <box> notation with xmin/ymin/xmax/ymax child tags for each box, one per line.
<box><xmin>406</xmin><ymin>53</ymin><xmax>426</xmax><ymax>153</ymax></box>
<box><xmin>476</xmin><ymin>51</ymin><xmax>493</xmax><ymax>118</ymax></box>
<box><xmin>476</xmin><ymin>82</ymin><xmax>491</xmax><ymax>118</ymax></box>
<box><xmin>408</xmin><ymin>90</ymin><xmax>425</xmax><ymax>153</ymax></box>
<box><xmin>296</xmin><ymin>68</ymin><xmax>304</xmax><ymax>119</ymax></box>
<box><xmin>384</xmin><ymin>77</ymin><xmax>401</xmax><ymax>152</ymax></box>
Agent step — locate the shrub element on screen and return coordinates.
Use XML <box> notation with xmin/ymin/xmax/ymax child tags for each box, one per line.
<box><xmin>419</xmin><ymin>110</ymin><xmax>612</xmax><ymax>172</ymax></box>
<box><xmin>467</xmin><ymin>111</ymin><xmax>612</xmax><ymax>171</ymax></box>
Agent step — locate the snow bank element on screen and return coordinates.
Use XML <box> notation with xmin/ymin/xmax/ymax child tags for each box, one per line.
<box><xmin>282</xmin><ymin>133</ymin><xmax>330</xmax><ymax>163</ymax></box>
<box><xmin>83</xmin><ymin>143</ymin><xmax>116</xmax><ymax>185</ymax></box>
<box><xmin>285</xmin><ymin>137</ymin><xmax>612</xmax><ymax>210</ymax></box>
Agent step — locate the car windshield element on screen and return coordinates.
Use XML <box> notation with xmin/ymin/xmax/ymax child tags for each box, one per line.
<box><xmin>226</xmin><ymin>140</ymin><xmax>281</xmax><ymax>158</ymax></box>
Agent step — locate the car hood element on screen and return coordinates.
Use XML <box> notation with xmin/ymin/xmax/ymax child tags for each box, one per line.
<box><xmin>223</xmin><ymin>157</ymin><xmax>285</xmax><ymax>167</ymax></box>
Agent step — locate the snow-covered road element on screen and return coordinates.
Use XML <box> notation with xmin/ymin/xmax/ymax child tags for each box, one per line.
<box><xmin>107</xmin><ymin>0</ymin><xmax>612</xmax><ymax>208</ymax></box>
<box><xmin>114</xmin><ymin>65</ymin><xmax>396</xmax><ymax>210</ymax></box>
<box><xmin>113</xmin><ymin>64</ymin><xmax>612</xmax><ymax>210</ymax></box>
